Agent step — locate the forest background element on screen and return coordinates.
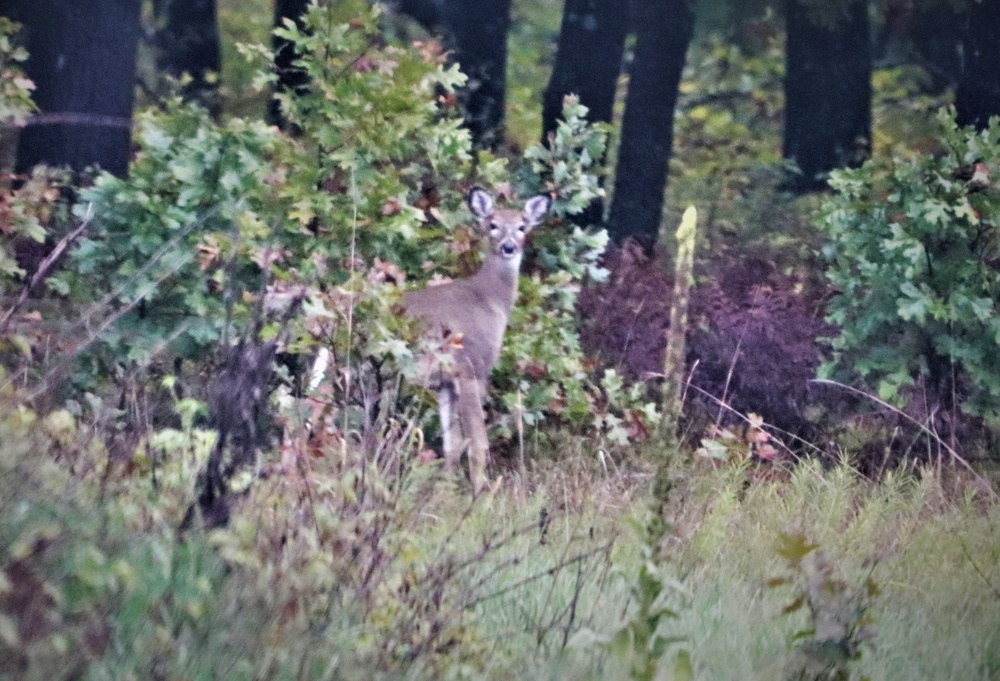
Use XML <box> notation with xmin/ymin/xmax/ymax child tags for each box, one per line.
<box><xmin>1</xmin><ymin>0</ymin><xmax>999</xmax><ymax>679</ymax></box>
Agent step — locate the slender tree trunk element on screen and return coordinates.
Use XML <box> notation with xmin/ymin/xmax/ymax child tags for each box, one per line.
<box><xmin>606</xmin><ymin>0</ymin><xmax>695</xmax><ymax>251</ymax></box>
<box><xmin>783</xmin><ymin>0</ymin><xmax>871</xmax><ymax>192</ymax></box>
<box><xmin>955</xmin><ymin>0</ymin><xmax>1000</xmax><ymax>130</ymax></box>
<box><xmin>9</xmin><ymin>0</ymin><xmax>141</xmax><ymax>177</ymax></box>
<box><xmin>268</xmin><ymin>0</ymin><xmax>311</xmax><ymax>130</ymax></box>
<box><xmin>153</xmin><ymin>0</ymin><xmax>222</xmax><ymax>117</ymax></box>
<box><xmin>441</xmin><ymin>0</ymin><xmax>512</xmax><ymax>149</ymax></box>
<box><xmin>542</xmin><ymin>0</ymin><xmax>628</xmax><ymax>226</ymax></box>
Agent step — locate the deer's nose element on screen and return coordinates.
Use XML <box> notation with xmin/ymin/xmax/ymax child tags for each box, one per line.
<box><xmin>500</xmin><ymin>241</ymin><xmax>518</xmax><ymax>256</ymax></box>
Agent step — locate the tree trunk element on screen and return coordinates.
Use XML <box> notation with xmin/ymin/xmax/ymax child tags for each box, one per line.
<box><xmin>606</xmin><ymin>0</ymin><xmax>695</xmax><ymax>251</ymax></box>
<box><xmin>542</xmin><ymin>0</ymin><xmax>628</xmax><ymax>226</ymax></box>
<box><xmin>9</xmin><ymin>0</ymin><xmax>141</xmax><ymax>177</ymax></box>
<box><xmin>910</xmin><ymin>1</ymin><xmax>963</xmax><ymax>91</ymax></box>
<box><xmin>783</xmin><ymin>0</ymin><xmax>872</xmax><ymax>192</ymax></box>
<box><xmin>542</xmin><ymin>0</ymin><xmax>628</xmax><ymax>138</ymax></box>
<box><xmin>268</xmin><ymin>0</ymin><xmax>311</xmax><ymax>130</ymax></box>
<box><xmin>955</xmin><ymin>0</ymin><xmax>1000</xmax><ymax>130</ymax></box>
<box><xmin>393</xmin><ymin>0</ymin><xmax>442</xmax><ymax>32</ymax></box>
<box><xmin>441</xmin><ymin>0</ymin><xmax>512</xmax><ymax>149</ymax></box>
<box><xmin>153</xmin><ymin>0</ymin><xmax>222</xmax><ymax>117</ymax></box>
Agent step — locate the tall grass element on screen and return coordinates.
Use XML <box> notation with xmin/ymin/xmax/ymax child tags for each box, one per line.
<box><xmin>2</xmin><ymin>390</ymin><xmax>999</xmax><ymax>681</ymax></box>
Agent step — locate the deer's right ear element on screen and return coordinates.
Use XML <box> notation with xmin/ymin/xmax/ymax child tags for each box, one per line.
<box><xmin>467</xmin><ymin>187</ymin><xmax>495</xmax><ymax>220</ymax></box>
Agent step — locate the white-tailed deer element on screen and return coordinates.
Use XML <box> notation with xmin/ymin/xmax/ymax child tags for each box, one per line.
<box><xmin>403</xmin><ymin>187</ymin><xmax>550</xmax><ymax>494</ymax></box>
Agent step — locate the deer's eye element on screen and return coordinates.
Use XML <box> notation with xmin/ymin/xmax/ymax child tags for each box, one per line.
<box><xmin>517</xmin><ymin>224</ymin><xmax>526</xmax><ymax>233</ymax></box>
<box><xmin>489</xmin><ymin>222</ymin><xmax>499</xmax><ymax>232</ymax></box>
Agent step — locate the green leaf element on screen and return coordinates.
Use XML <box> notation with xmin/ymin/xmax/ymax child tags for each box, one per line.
<box><xmin>775</xmin><ymin>533</ymin><xmax>818</xmax><ymax>565</ymax></box>
<box><xmin>673</xmin><ymin>650</ymin><xmax>694</xmax><ymax>681</ymax></box>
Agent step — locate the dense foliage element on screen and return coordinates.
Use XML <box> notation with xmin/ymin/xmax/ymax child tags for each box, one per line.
<box><xmin>818</xmin><ymin>109</ymin><xmax>1000</xmax><ymax>421</ymax></box>
<box><xmin>2</xmin><ymin>2</ymin><xmax>1000</xmax><ymax>680</ymax></box>
<box><xmin>19</xmin><ymin>1</ymin><xmax>649</xmax><ymax>475</ymax></box>
<box><xmin>0</xmin><ymin>16</ymin><xmax>44</xmax><ymax>285</ymax></box>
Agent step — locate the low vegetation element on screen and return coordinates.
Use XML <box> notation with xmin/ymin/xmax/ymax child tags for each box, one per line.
<box><xmin>1</xmin><ymin>2</ymin><xmax>998</xmax><ymax>680</ymax></box>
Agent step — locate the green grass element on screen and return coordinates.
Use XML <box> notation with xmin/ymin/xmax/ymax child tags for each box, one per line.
<box><xmin>381</xmin><ymin>459</ymin><xmax>1000</xmax><ymax>680</ymax></box>
<box><xmin>664</xmin><ymin>463</ymin><xmax>1000</xmax><ymax>680</ymax></box>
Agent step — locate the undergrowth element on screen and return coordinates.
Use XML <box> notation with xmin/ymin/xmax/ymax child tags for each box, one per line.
<box><xmin>3</xmin><ymin>4</ymin><xmax>1000</xmax><ymax>681</ymax></box>
<box><xmin>4</xmin><ymin>395</ymin><xmax>999</xmax><ymax>680</ymax></box>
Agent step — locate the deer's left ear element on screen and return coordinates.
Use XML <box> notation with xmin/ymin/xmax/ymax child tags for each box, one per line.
<box><xmin>522</xmin><ymin>194</ymin><xmax>551</xmax><ymax>228</ymax></box>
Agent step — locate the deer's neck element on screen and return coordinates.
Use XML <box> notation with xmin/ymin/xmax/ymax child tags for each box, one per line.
<box><xmin>472</xmin><ymin>253</ymin><xmax>522</xmax><ymax>313</ymax></box>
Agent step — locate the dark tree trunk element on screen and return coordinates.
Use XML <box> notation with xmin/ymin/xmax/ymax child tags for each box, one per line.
<box><xmin>874</xmin><ymin>0</ymin><xmax>962</xmax><ymax>91</ymax></box>
<box><xmin>542</xmin><ymin>0</ymin><xmax>628</xmax><ymax>226</ymax></box>
<box><xmin>955</xmin><ymin>0</ymin><xmax>1000</xmax><ymax>131</ymax></box>
<box><xmin>783</xmin><ymin>0</ymin><xmax>872</xmax><ymax>192</ymax></box>
<box><xmin>153</xmin><ymin>0</ymin><xmax>222</xmax><ymax>117</ymax></box>
<box><xmin>441</xmin><ymin>0</ymin><xmax>512</xmax><ymax>149</ymax></box>
<box><xmin>393</xmin><ymin>0</ymin><xmax>442</xmax><ymax>32</ymax></box>
<box><xmin>606</xmin><ymin>0</ymin><xmax>695</xmax><ymax>251</ymax></box>
<box><xmin>542</xmin><ymin>0</ymin><xmax>628</xmax><ymax>138</ymax></box>
<box><xmin>268</xmin><ymin>0</ymin><xmax>311</xmax><ymax>130</ymax></box>
<box><xmin>910</xmin><ymin>2</ymin><xmax>964</xmax><ymax>91</ymax></box>
<box><xmin>391</xmin><ymin>0</ymin><xmax>510</xmax><ymax>149</ymax></box>
<box><xmin>9</xmin><ymin>0</ymin><xmax>141</xmax><ymax>177</ymax></box>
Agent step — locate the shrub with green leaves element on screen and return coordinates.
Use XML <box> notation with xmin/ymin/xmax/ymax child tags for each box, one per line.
<box><xmin>0</xmin><ymin>385</ymin><xmax>231</xmax><ymax>680</ymax></box>
<box><xmin>51</xmin><ymin>105</ymin><xmax>282</xmax><ymax>364</ymax></box>
<box><xmin>0</xmin><ymin>17</ymin><xmax>51</xmax><ymax>290</ymax></box>
<box><xmin>0</xmin><ymin>17</ymin><xmax>34</xmax><ymax>124</ymax></box>
<box><xmin>0</xmin><ymin>167</ymin><xmax>71</xmax><ymax>289</ymax></box>
<box><xmin>497</xmin><ymin>96</ymin><xmax>611</xmax><ymax>434</ymax></box>
<box><xmin>817</xmin><ymin>108</ymin><xmax>1000</xmax><ymax>420</ymax></box>
<box><xmin>51</xmin><ymin>2</ymin><xmax>487</xmax><ymax>374</ymax></box>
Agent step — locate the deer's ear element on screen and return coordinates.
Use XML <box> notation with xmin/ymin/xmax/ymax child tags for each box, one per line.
<box><xmin>467</xmin><ymin>187</ymin><xmax>495</xmax><ymax>220</ymax></box>
<box><xmin>522</xmin><ymin>194</ymin><xmax>551</xmax><ymax>228</ymax></box>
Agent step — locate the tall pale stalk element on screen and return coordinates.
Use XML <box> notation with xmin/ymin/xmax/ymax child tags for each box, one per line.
<box><xmin>662</xmin><ymin>205</ymin><xmax>697</xmax><ymax>431</ymax></box>
<box><xmin>653</xmin><ymin>205</ymin><xmax>697</xmax><ymax>520</ymax></box>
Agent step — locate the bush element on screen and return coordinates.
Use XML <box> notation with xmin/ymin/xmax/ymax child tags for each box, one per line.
<box><xmin>51</xmin><ymin>3</ymin><xmax>479</xmax><ymax>374</ymax></box>
<box><xmin>817</xmin><ymin>108</ymin><xmax>1000</xmax><ymax>425</ymax></box>
<box><xmin>0</xmin><ymin>17</ymin><xmax>51</xmax><ymax>289</ymax></box>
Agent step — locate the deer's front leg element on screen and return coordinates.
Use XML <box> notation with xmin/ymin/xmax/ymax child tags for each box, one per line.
<box><xmin>437</xmin><ymin>383</ymin><xmax>464</xmax><ymax>472</ymax></box>
<box><xmin>457</xmin><ymin>374</ymin><xmax>490</xmax><ymax>495</ymax></box>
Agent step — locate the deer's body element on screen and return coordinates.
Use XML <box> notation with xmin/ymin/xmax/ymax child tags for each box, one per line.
<box><xmin>403</xmin><ymin>187</ymin><xmax>550</xmax><ymax>494</ymax></box>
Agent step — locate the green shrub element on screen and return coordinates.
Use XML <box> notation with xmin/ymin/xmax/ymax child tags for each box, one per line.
<box><xmin>0</xmin><ymin>17</ymin><xmax>51</xmax><ymax>289</ymax></box>
<box><xmin>0</xmin><ymin>387</ymin><xmax>230</xmax><ymax>680</ymax></box>
<box><xmin>51</xmin><ymin>105</ymin><xmax>282</xmax><ymax>365</ymax></box>
<box><xmin>0</xmin><ymin>17</ymin><xmax>34</xmax><ymax>125</ymax></box>
<box><xmin>817</xmin><ymin>108</ymin><xmax>1000</xmax><ymax>421</ymax></box>
<box><xmin>499</xmin><ymin>96</ymin><xmax>622</xmax><ymax>441</ymax></box>
<box><xmin>51</xmin><ymin>3</ymin><xmax>481</xmax><ymax>372</ymax></box>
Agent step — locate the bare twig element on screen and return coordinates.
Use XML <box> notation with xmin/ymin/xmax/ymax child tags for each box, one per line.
<box><xmin>960</xmin><ymin>538</ymin><xmax>1000</xmax><ymax>600</ymax></box>
<box><xmin>12</xmin><ymin>112</ymin><xmax>135</xmax><ymax>129</ymax></box>
<box><xmin>0</xmin><ymin>203</ymin><xmax>93</xmax><ymax>335</ymax></box>
<box><xmin>685</xmin><ymin>382</ymin><xmax>823</xmax><ymax>458</ymax></box>
<box><xmin>463</xmin><ymin>542</ymin><xmax>614</xmax><ymax>611</ymax></box>
<box><xmin>811</xmin><ymin>378</ymin><xmax>998</xmax><ymax>500</ymax></box>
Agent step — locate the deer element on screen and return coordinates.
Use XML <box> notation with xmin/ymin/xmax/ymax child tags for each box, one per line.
<box><xmin>403</xmin><ymin>186</ymin><xmax>551</xmax><ymax>494</ymax></box>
